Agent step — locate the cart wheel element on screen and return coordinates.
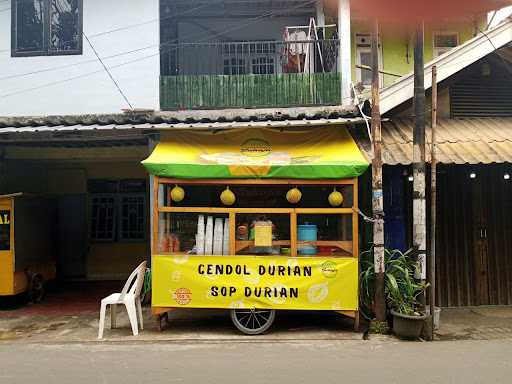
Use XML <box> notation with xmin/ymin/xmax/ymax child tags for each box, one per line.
<box><xmin>230</xmin><ymin>308</ymin><xmax>275</xmax><ymax>335</ymax></box>
<box><xmin>28</xmin><ymin>275</ymin><xmax>44</xmax><ymax>303</ymax></box>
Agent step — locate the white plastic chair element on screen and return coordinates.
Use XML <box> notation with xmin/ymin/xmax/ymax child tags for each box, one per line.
<box><xmin>98</xmin><ymin>261</ymin><xmax>147</xmax><ymax>339</ymax></box>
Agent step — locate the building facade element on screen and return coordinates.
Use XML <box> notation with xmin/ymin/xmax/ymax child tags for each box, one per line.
<box><xmin>0</xmin><ymin>0</ymin><xmax>499</xmax><ymax>294</ymax></box>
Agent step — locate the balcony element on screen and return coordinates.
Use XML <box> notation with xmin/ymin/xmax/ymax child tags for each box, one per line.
<box><xmin>160</xmin><ymin>39</ymin><xmax>341</xmax><ymax>110</ymax></box>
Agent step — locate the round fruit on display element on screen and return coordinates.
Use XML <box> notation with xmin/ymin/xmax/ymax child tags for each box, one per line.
<box><xmin>328</xmin><ymin>188</ymin><xmax>344</xmax><ymax>207</ymax></box>
<box><xmin>170</xmin><ymin>185</ymin><xmax>185</xmax><ymax>202</ymax></box>
<box><xmin>220</xmin><ymin>187</ymin><xmax>236</xmax><ymax>206</ymax></box>
<box><xmin>286</xmin><ymin>187</ymin><xmax>302</xmax><ymax>204</ymax></box>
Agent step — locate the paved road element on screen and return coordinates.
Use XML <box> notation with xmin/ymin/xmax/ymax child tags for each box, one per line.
<box><xmin>1</xmin><ymin>339</ymin><xmax>512</xmax><ymax>384</ymax></box>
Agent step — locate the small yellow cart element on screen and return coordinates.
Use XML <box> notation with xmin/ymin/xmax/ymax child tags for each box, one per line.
<box><xmin>0</xmin><ymin>193</ymin><xmax>56</xmax><ymax>302</ymax></box>
<box><xmin>143</xmin><ymin>127</ymin><xmax>368</xmax><ymax>334</ymax></box>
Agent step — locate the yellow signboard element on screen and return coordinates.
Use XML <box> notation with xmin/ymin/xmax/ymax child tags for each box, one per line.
<box><xmin>152</xmin><ymin>255</ymin><xmax>358</xmax><ymax>311</ymax></box>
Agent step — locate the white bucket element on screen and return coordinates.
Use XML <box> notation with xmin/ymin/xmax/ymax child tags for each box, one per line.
<box><xmin>426</xmin><ymin>306</ymin><xmax>442</xmax><ymax>330</ymax></box>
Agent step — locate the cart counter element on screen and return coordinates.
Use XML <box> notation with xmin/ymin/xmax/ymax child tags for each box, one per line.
<box><xmin>152</xmin><ymin>254</ymin><xmax>358</xmax><ymax>311</ymax></box>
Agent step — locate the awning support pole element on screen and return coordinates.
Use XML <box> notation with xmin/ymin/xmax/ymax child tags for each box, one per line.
<box><xmin>413</xmin><ymin>22</ymin><xmax>427</xmax><ymax>285</ymax></box>
<box><xmin>429</xmin><ymin>65</ymin><xmax>438</xmax><ymax>340</ymax></box>
<box><xmin>371</xmin><ymin>18</ymin><xmax>387</xmax><ymax>324</ymax></box>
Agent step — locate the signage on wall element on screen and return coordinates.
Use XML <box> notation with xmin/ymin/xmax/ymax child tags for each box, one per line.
<box><xmin>0</xmin><ymin>210</ymin><xmax>11</xmax><ymax>251</ymax></box>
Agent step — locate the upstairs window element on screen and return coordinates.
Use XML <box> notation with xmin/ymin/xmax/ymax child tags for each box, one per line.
<box><xmin>433</xmin><ymin>32</ymin><xmax>459</xmax><ymax>58</ymax></box>
<box><xmin>12</xmin><ymin>0</ymin><xmax>83</xmax><ymax>57</ymax></box>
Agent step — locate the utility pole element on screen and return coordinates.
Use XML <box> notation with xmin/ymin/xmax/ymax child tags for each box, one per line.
<box><xmin>413</xmin><ymin>23</ymin><xmax>427</xmax><ymax>285</ymax></box>
<box><xmin>371</xmin><ymin>19</ymin><xmax>386</xmax><ymax>324</ymax></box>
<box><xmin>430</xmin><ymin>65</ymin><xmax>438</xmax><ymax>338</ymax></box>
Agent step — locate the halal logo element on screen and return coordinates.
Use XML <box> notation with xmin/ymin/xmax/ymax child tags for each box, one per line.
<box><xmin>173</xmin><ymin>288</ymin><xmax>192</xmax><ymax>305</ymax></box>
<box><xmin>240</xmin><ymin>138</ymin><xmax>271</xmax><ymax>157</ymax></box>
<box><xmin>320</xmin><ymin>261</ymin><xmax>338</xmax><ymax>278</ymax></box>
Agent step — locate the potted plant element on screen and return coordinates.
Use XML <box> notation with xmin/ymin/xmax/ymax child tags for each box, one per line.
<box><xmin>361</xmin><ymin>248</ymin><xmax>429</xmax><ymax>339</ymax></box>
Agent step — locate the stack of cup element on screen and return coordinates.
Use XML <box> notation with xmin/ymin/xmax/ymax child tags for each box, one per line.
<box><xmin>196</xmin><ymin>215</ymin><xmax>205</xmax><ymax>255</ymax></box>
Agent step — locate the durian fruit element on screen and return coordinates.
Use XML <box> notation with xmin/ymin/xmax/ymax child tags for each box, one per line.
<box><xmin>170</xmin><ymin>185</ymin><xmax>185</xmax><ymax>203</ymax></box>
<box><xmin>286</xmin><ymin>187</ymin><xmax>302</xmax><ymax>204</ymax></box>
<box><xmin>220</xmin><ymin>186</ymin><xmax>236</xmax><ymax>206</ymax></box>
<box><xmin>328</xmin><ymin>187</ymin><xmax>344</xmax><ymax>207</ymax></box>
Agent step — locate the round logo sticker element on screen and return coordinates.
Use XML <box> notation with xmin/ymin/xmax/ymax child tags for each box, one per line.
<box><xmin>173</xmin><ymin>288</ymin><xmax>192</xmax><ymax>305</ymax></box>
<box><xmin>240</xmin><ymin>138</ymin><xmax>271</xmax><ymax>157</ymax></box>
<box><xmin>320</xmin><ymin>261</ymin><xmax>338</xmax><ymax>278</ymax></box>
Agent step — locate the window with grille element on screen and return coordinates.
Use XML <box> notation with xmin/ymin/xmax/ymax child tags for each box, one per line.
<box><xmin>88</xmin><ymin>179</ymin><xmax>147</xmax><ymax>243</ymax></box>
<box><xmin>252</xmin><ymin>57</ymin><xmax>275</xmax><ymax>75</ymax></box>
<box><xmin>223</xmin><ymin>58</ymin><xmax>246</xmax><ymax>75</ymax></box>
<box><xmin>119</xmin><ymin>194</ymin><xmax>146</xmax><ymax>241</ymax></box>
<box><xmin>222</xmin><ymin>41</ymin><xmax>276</xmax><ymax>75</ymax></box>
<box><xmin>12</xmin><ymin>0</ymin><xmax>83</xmax><ymax>57</ymax></box>
<box><xmin>90</xmin><ymin>195</ymin><xmax>116</xmax><ymax>241</ymax></box>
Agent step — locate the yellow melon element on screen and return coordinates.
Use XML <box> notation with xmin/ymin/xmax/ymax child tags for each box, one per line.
<box><xmin>328</xmin><ymin>188</ymin><xmax>344</xmax><ymax>207</ymax></box>
<box><xmin>171</xmin><ymin>185</ymin><xmax>185</xmax><ymax>202</ymax></box>
<box><xmin>286</xmin><ymin>187</ymin><xmax>302</xmax><ymax>204</ymax></box>
<box><xmin>220</xmin><ymin>187</ymin><xmax>236</xmax><ymax>206</ymax></box>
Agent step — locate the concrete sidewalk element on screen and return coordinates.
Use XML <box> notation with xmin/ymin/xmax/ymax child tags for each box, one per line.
<box><xmin>0</xmin><ymin>307</ymin><xmax>363</xmax><ymax>343</ymax></box>
<box><xmin>2</xmin><ymin>287</ymin><xmax>512</xmax><ymax>344</ymax></box>
<box><xmin>436</xmin><ymin>307</ymin><xmax>512</xmax><ymax>341</ymax></box>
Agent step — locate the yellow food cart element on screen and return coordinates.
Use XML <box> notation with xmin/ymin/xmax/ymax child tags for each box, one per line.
<box><xmin>0</xmin><ymin>193</ymin><xmax>56</xmax><ymax>302</ymax></box>
<box><xmin>143</xmin><ymin>126</ymin><xmax>369</xmax><ymax>334</ymax></box>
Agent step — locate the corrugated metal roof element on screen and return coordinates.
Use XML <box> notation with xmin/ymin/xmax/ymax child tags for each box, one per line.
<box><xmin>356</xmin><ymin>118</ymin><xmax>512</xmax><ymax>165</ymax></box>
<box><xmin>0</xmin><ymin>105</ymin><xmax>359</xmax><ymax>131</ymax></box>
<box><xmin>0</xmin><ymin>117</ymin><xmax>365</xmax><ymax>134</ymax></box>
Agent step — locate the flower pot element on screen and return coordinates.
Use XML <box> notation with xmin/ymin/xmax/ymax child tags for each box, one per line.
<box><xmin>391</xmin><ymin>310</ymin><xmax>427</xmax><ymax>340</ymax></box>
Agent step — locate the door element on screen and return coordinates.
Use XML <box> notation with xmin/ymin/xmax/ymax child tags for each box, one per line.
<box><xmin>482</xmin><ymin>165</ymin><xmax>512</xmax><ymax>305</ymax></box>
<box><xmin>57</xmin><ymin>195</ymin><xmax>88</xmax><ymax>279</ymax></box>
<box><xmin>436</xmin><ymin>165</ymin><xmax>512</xmax><ymax>307</ymax></box>
<box><xmin>472</xmin><ymin>168</ymin><xmax>489</xmax><ymax>305</ymax></box>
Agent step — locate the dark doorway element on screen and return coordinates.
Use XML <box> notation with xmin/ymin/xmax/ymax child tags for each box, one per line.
<box><xmin>57</xmin><ymin>194</ymin><xmax>88</xmax><ymax>279</ymax></box>
<box><xmin>436</xmin><ymin>164</ymin><xmax>512</xmax><ymax>306</ymax></box>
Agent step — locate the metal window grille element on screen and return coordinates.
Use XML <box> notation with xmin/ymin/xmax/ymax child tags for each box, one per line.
<box><xmin>90</xmin><ymin>194</ymin><xmax>116</xmax><ymax>241</ymax></box>
<box><xmin>12</xmin><ymin>0</ymin><xmax>83</xmax><ymax>57</ymax></box>
<box><xmin>119</xmin><ymin>194</ymin><xmax>146</xmax><ymax>241</ymax></box>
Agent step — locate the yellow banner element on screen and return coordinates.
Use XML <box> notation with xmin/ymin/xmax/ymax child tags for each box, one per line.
<box><xmin>152</xmin><ymin>255</ymin><xmax>358</xmax><ymax>311</ymax></box>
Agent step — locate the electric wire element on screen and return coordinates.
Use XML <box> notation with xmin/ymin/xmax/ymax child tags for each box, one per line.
<box><xmin>0</xmin><ymin>0</ymin><xmax>318</xmax><ymax>99</ymax></box>
<box><xmin>0</xmin><ymin>0</ymin><xmax>316</xmax><ymax>80</ymax></box>
<box><xmin>83</xmin><ymin>32</ymin><xmax>134</xmax><ymax>110</ymax></box>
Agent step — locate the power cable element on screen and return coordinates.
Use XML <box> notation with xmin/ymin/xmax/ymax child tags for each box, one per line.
<box><xmin>0</xmin><ymin>0</ymin><xmax>318</xmax><ymax>99</ymax></box>
<box><xmin>83</xmin><ymin>32</ymin><xmax>133</xmax><ymax>110</ymax></box>
<box><xmin>0</xmin><ymin>0</ymin><xmax>316</xmax><ymax>81</ymax></box>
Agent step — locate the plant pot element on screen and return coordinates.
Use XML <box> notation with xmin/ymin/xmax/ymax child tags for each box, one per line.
<box><xmin>391</xmin><ymin>310</ymin><xmax>427</xmax><ymax>340</ymax></box>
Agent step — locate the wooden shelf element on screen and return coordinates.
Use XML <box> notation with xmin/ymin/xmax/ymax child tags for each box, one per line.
<box><xmin>235</xmin><ymin>240</ymin><xmax>291</xmax><ymax>253</ymax></box>
<box><xmin>158</xmin><ymin>206</ymin><xmax>353</xmax><ymax>214</ymax></box>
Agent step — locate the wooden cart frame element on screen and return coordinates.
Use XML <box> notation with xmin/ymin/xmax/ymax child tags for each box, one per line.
<box><xmin>151</xmin><ymin>176</ymin><xmax>361</xmax><ymax>332</ymax></box>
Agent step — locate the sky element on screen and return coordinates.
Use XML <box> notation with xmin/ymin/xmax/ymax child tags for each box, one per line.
<box><xmin>489</xmin><ymin>6</ymin><xmax>512</xmax><ymax>27</ymax></box>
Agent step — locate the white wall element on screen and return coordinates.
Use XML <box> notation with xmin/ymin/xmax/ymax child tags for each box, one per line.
<box><xmin>0</xmin><ymin>0</ymin><xmax>159</xmax><ymax>117</ymax></box>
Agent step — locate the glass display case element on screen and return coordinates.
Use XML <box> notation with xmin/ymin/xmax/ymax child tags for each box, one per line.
<box><xmin>153</xmin><ymin>178</ymin><xmax>358</xmax><ymax>259</ymax></box>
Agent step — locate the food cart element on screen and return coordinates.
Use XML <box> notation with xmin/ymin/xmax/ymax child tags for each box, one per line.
<box><xmin>143</xmin><ymin>126</ymin><xmax>369</xmax><ymax>334</ymax></box>
<box><xmin>0</xmin><ymin>193</ymin><xmax>56</xmax><ymax>302</ymax></box>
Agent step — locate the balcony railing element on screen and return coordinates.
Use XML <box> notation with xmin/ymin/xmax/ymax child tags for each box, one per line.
<box><xmin>160</xmin><ymin>39</ymin><xmax>341</xmax><ymax>110</ymax></box>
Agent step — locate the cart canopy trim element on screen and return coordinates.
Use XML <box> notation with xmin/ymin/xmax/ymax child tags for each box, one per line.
<box><xmin>142</xmin><ymin>126</ymin><xmax>369</xmax><ymax>179</ymax></box>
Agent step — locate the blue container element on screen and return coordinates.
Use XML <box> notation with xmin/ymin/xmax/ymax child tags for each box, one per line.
<box><xmin>298</xmin><ymin>224</ymin><xmax>317</xmax><ymax>255</ymax></box>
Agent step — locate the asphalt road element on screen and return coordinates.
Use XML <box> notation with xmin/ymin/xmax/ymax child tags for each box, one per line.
<box><xmin>1</xmin><ymin>339</ymin><xmax>512</xmax><ymax>384</ymax></box>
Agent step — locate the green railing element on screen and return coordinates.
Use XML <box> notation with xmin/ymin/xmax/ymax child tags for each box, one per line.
<box><xmin>160</xmin><ymin>72</ymin><xmax>342</xmax><ymax>110</ymax></box>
